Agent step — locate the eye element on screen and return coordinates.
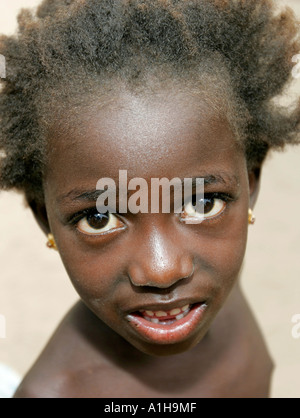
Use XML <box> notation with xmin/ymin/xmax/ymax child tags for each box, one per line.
<box><xmin>180</xmin><ymin>195</ymin><xmax>226</xmax><ymax>223</ymax></box>
<box><xmin>77</xmin><ymin>211</ymin><xmax>124</xmax><ymax>235</ymax></box>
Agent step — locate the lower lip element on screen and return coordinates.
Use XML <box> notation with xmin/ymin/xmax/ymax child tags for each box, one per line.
<box><xmin>126</xmin><ymin>303</ymin><xmax>207</xmax><ymax>345</ymax></box>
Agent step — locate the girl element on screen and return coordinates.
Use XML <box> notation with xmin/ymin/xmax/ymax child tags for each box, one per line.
<box><xmin>1</xmin><ymin>0</ymin><xmax>299</xmax><ymax>398</ymax></box>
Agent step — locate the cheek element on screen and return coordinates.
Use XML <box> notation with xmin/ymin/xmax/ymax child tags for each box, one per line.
<box><xmin>59</xmin><ymin>246</ymin><xmax>124</xmax><ymax>305</ymax></box>
<box><xmin>215</xmin><ymin>218</ymin><xmax>248</xmax><ymax>270</ymax></box>
<box><xmin>213</xmin><ymin>231</ymin><xmax>247</xmax><ymax>283</ymax></box>
<box><xmin>191</xmin><ymin>216</ymin><xmax>248</xmax><ymax>299</ymax></box>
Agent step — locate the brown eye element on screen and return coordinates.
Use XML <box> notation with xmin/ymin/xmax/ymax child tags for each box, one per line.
<box><xmin>86</xmin><ymin>212</ymin><xmax>110</xmax><ymax>229</ymax></box>
<box><xmin>181</xmin><ymin>197</ymin><xmax>226</xmax><ymax>223</ymax></box>
<box><xmin>77</xmin><ymin>211</ymin><xmax>124</xmax><ymax>235</ymax></box>
<box><xmin>203</xmin><ymin>198</ymin><xmax>215</xmax><ymax>214</ymax></box>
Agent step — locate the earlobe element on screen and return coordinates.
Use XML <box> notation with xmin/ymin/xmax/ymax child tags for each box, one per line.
<box><xmin>28</xmin><ymin>199</ymin><xmax>51</xmax><ymax>236</ymax></box>
<box><xmin>248</xmin><ymin>166</ymin><xmax>262</xmax><ymax>209</ymax></box>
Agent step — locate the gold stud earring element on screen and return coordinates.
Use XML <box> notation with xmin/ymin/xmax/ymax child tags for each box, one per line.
<box><xmin>248</xmin><ymin>208</ymin><xmax>256</xmax><ymax>225</ymax></box>
<box><xmin>47</xmin><ymin>233</ymin><xmax>58</xmax><ymax>251</ymax></box>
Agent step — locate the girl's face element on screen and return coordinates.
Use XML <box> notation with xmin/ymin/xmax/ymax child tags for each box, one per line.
<box><xmin>42</xmin><ymin>88</ymin><xmax>254</xmax><ymax>356</ymax></box>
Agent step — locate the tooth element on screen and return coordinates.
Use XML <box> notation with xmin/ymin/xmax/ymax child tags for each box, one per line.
<box><xmin>145</xmin><ymin>310</ymin><xmax>154</xmax><ymax>317</ymax></box>
<box><xmin>181</xmin><ymin>304</ymin><xmax>190</xmax><ymax>312</ymax></box>
<box><xmin>150</xmin><ymin>318</ymin><xmax>159</xmax><ymax>324</ymax></box>
<box><xmin>176</xmin><ymin>313</ymin><xmax>184</xmax><ymax>320</ymax></box>
<box><xmin>155</xmin><ymin>311</ymin><xmax>167</xmax><ymax>317</ymax></box>
<box><xmin>169</xmin><ymin>308</ymin><xmax>181</xmax><ymax>316</ymax></box>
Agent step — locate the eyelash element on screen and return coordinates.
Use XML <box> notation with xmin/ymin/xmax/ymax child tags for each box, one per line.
<box><xmin>67</xmin><ymin>192</ymin><xmax>235</xmax><ymax>228</ymax></box>
<box><xmin>187</xmin><ymin>192</ymin><xmax>234</xmax><ymax>205</ymax></box>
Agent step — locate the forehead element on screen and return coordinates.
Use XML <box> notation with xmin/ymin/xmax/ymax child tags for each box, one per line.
<box><xmin>45</xmin><ymin>89</ymin><xmax>244</xmax><ymax>187</ymax></box>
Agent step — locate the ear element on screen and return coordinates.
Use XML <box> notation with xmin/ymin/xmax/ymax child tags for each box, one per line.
<box><xmin>248</xmin><ymin>166</ymin><xmax>262</xmax><ymax>209</ymax></box>
<box><xmin>28</xmin><ymin>199</ymin><xmax>51</xmax><ymax>236</ymax></box>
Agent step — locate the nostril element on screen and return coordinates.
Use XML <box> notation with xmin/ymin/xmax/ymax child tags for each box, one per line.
<box><xmin>180</xmin><ymin>259</ymin><xmax>195</xmax><ymax>280</ymax></box>
<box><xmin>127</xmin><ymin>260</ymin><xmax>195</xmax><ymax>289</ymax></box>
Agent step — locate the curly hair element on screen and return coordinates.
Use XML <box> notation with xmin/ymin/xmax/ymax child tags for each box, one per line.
<box><xmin>0</xmin><ymin>0</ymin><xmax>299</xmax><ymax>203</ymax></box>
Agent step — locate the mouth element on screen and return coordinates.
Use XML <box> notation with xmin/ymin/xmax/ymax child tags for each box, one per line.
<box><xmin>126</xmin><ymin>302</ymin><xmax>208</xmax><ymax>345</ymax></box>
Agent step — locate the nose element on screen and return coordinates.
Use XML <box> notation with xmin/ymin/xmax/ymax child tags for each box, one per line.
<box><xmin>127</xmin><ymin>222</ymin><xmax>194</xmax><ymax>289</ymax></box>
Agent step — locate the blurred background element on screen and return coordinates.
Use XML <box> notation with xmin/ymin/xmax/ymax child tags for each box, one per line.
<box><xmin>0</xmin><ymin>0</ymin><xmax>299</xmax><ymax>398</ymax></box>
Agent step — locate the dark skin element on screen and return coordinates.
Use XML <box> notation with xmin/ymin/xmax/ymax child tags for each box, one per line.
<box><xmin>14</xmin><ymin>88</ymin><xmax>273</xmax><ymax>398</ymax></box>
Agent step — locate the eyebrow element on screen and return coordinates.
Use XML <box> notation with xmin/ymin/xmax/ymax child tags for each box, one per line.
<box><xmin>57</xmin><ymin>173</ymin><xmax>240</xmax><ymax>204</ymax></box>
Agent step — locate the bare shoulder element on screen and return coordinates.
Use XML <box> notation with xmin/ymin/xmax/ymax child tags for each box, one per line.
<box><xmin>13</xmin><ymin>301</ymin><xmax>111</xmax><ymax>398</ymax></box>
<box><xmin>13</xmin><ymin>286</ymin><xmax>274</xmax><ymax>398</ymax></box>
<box><xmin>205</xmin><ymin>284</ymin><xmax>274</xmax><ymax>398</ymax></box>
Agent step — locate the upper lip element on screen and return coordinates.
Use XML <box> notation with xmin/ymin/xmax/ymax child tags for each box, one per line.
<box><xmin>125</xmin><ymin>298</ymin><xmax>208</xmax><ymax>314</ymax></box>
